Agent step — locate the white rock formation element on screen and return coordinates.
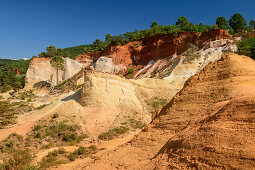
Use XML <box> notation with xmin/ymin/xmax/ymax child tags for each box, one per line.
<box><xmin>25</xmin><ymin>57</ymin><xmax>82</xmax><ymax>89</ymax></box>
<box><xmin>94</xmin><ymin>56</ymin><xmax>122</xmax><ymax>74</ymax></box>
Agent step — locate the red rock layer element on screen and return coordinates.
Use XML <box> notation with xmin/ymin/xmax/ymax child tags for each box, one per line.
<box><xmin>76</xmin><ymin>29</ymin><xmax>231</xmax><ymax>67</ymax></box>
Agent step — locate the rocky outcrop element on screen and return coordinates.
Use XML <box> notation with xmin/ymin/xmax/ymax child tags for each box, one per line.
<box><xmin>76</xmin><ymin>29</ymin><xmax>231</xmax><ymax>74</ymax></box>
<box><xmin>25</xmin><ymin>57</ymin><xmax>82</xmax><ymax>89</ymax></box>
<box><xmin>82</xmin><ymin>54</ymin><xmax>255</xmax><ymax>169</ymax></box>
<box><xmin>79</xmin><ymin>69</ymin><xmax>180</xmax><ymax>135</ymax></box>
<box><xmin>94</xmin><ymin>56</ymin><xmax>122</xmax><ymax>74</ymax></box>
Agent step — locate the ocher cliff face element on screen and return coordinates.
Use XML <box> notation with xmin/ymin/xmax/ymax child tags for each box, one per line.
<box><xmin>76</xmin><ymin>29</ymin><xmax>231</xmax><ymax>72</ymax></box>
<box><xmin>25</xmin><ymin>57</ymin><xmax>82</xmax><ymax>89</ymax></box>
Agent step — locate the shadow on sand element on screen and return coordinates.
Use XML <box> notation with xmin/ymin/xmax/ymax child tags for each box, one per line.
<box><xmin>61</xmin><ymin>89</ymin><xmax>81</xmax><ymax>103</ymax></box>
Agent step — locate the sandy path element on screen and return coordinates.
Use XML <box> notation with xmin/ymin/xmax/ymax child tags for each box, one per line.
<box><xmin>0</xmin><ymin>92</ymin><xmax>75</xmax><ymax>141</ymax></box>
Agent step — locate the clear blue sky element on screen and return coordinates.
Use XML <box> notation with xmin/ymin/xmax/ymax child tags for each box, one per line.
<box><xmin>0</xmin><ymin>0</ymin><xmax>254</xmax><ymax>59</ymax></box>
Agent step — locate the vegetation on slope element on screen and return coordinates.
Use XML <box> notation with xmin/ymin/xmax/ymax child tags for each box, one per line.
<box><xmin>0</xmin><ymin>59</ymin><xmax>30</xmax><ymax>92</ymax></box>
<box><xmin>237</xmin><ymin>37</ymin><xmax>255</xmax><ymax>59</ymax></box>
<box><xmin>0</xmin><ymin>116</ymin><xmax>92</xmax><ymax>169</ymax></box>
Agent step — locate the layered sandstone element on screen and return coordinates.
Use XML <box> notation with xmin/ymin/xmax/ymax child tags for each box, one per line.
<box><xmin>80</xmin><ymin>53</ymin><xmax>255</xmax><ymax>169</ymax></box>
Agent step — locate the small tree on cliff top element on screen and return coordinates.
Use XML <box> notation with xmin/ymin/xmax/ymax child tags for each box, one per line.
<box><xmin>50</xmin><ymin>55</ymin><xmax>65</xmax><ymax>85</ymax></box>
<box><xmin>229</xmin><ymin>13</ymin><xmax>247</xmax><ymax>33</ymax></box>
<box><xmin>216</xmin><ymin>16</ymin><xmax>229</xmax><ymax>30</ymax></box>
<box><xmin>150</xmin><ymin>21</ymin><xmax>158</xmax><ymax>28</ymax></box>
<box><xmin>249</xmin><ymin>19</ymin><xmax>255</xmax><ymax>29</ymax></box>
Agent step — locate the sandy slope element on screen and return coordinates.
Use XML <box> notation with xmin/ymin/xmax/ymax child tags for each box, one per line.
<box><xmin>68</xmin><ymin>53</ymin><xmax>255</xmax><ymax>169</ymax></box>
<box><xmin>0</xmin><ymin>92</ymin><xmax>78</xmax><ymax>141</ymax></box>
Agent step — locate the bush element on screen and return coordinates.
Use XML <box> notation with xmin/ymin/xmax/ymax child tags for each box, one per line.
<box><xmin>237</xmin><ymin>37</ymin><xmax>255</xmax><ymax>59</ymax></box>
<box><xmin>68</xmin><ymin>153</ymin><xmax>78</xmax><ymax>161</ymax></box>
<box><xmin>39</xmin><ymin>150</ymin><xmax>65</xmax><ymax>169</ymax></box>
<box><xmin>2</xmin><ymin>149</ymin><xmax>33</xmax><ymax>169</ymax></box>
<box><xmin>52</xmin><ymin>113</ymin><xmax>59</xmax><ymax>119</ymax></box>
<box><xmin>127</xmin><ymin>67</ymin><xmax>135</xmax><ymax>75</ymax></box>
<box><xmin>62</xmin><ymin>132</ymin><xmax>78</xmax><ymax>142</ymax></box>
<box><xmin>33</xmin><ymin>125</ymin><xmax>42</xmax><ymax>131</ymax></box>
<box><xmin>98</xmin><ymin>126</ymin><xmax>129</xmax><ymax>140</ymax></box>
<box><xmin>129</xmin><ymin>119</ymin><xmax>146</xmax><ymax>129</ymax></box>
<box><xmin>76</xmin><ymin>146</ymin><xmax>87</xmax><ymax>155</ymax></box>
<box><xmin>57</xmin><ymin>148</ymin><xmax>66</xmax><ymax>154</ymax></box>
<box><xmin>88</xmin><ymin>145</ymin><xmax>97</xmax><ymax>152</ymax></box>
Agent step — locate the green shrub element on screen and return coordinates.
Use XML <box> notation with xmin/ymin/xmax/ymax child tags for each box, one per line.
<box><xmin>88</xmin><ymin>145</ymin><xmax>97</xmax><ymax>152</ymax></box>
<box><xmin>39</xmin><ymin>150</ymin><xmax>64</xmax><ymax>169</ymax></box>
<box><xmin>2</xmin><ymin>149</ymin><xmax>33</xmax><ymax>170</ymax></box>
<box><xmin>52</xmin><ymin>113</ymin><xmax>59</xmax><ymax>119</ymax></box>
<box><xmin>33</xmin><ymin>125</ymin><xmax>42</xmax><ymax>131</ymax></box>
<box><xmin>57</xmin><ymin>148</ymin><xmax>66</xmax><ymax>154</ymax></box>
<box><xmin>20</xmin><ymin>93</ymin><xmax>26</xmax><ymax>100</ymax></box>
<box><xmin>5</xmin><ymin>141</ymin><xmax>14</xmax><ymax>148</ymax></box>
<box><xmin>237</xmin><ymin>37</ymin><xmax>255</xmax><ymax>59</ymax></box>
<box><xmin>146</xmin><ymin>97</ymin><xmax>168</xmax><ymax>112</ymax></box>
<box><xmin>68</xmin><ymin>153</ymin><xmax>78</xmax><ymax>161</ymax></box>
<box><xmin>98</xmin><ymin>126</ymin><xmax>129</xmax><ymax>140</ymax></box>
<box><xmin>127</xmin><ymin>67</ymin><xmax>135</xmax><ymax>75</ymax></box>
<box><xmin>62</xmin><ymin>132</ymin><xmax>78</xmax><ymax>142</ymax></box>
<box><xmin>129</xmin><ymin>119</ymin><xmax>146</xmax><ymax>129</ymax></box>
<box><xmin>35</xmin><ymin>132</ymin><xmax>41</xmax><ymax>138</ymax></box>
<box><xmin>76</xmin><ymin>146</ymin><xmax>87</xmax><ymax>155</ymax></box>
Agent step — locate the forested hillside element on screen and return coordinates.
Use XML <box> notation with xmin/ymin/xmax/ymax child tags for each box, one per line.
<box><xmin>0</xmin><ymin>59</ymin><xmax>30</xmax><ymax>92</ymax></box>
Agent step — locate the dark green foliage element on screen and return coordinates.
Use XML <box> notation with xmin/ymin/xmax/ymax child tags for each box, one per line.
<box><xmin>76</xmin><ymin>146</ymin><xmax>87</xmax><ymax>155</ymax></box>
<box><xmin>52</xmin><ymin>113</ymin><xmax>59</xmax><ymax>119</ymax></box>
<box><xmin>150</xmin><ymin>21</ymin><xmax>158</xmax><ymax>28</ymax></box>
<box><xmin>229</xmin><ymin>27</ymin><xmax>235</xmax><ymax>35</ymax></box>
<box><xmin>0</xmin><ymin>59</ymin><xmax>29</xmax><ymax>92</ymax></box>
<box><xmin>249</xmin><ymin>19</ymin><xmax>255</xmax><ymax>29</ymax></box>
<box><xmin>105</xmin><ymin>34</ymin><xmax>113</xmax><ymax>44</ymax></box>
<box><xmin>176</xmin><ymin>16</ymin><xmax>189</xmax><ymax>30</ymax></box>
<box><xmin>93</xmin><ymin>39</ymin><xmax>105</xmax><ymax>51</ymax></box>
<box><xmin>68</xmin><ymin>153</ymin><xmax>78</xmax><ymax>161</ymax></box>
<box><xmin>237</xmin><ymin>38</ymin><xmax>255</xmax><ymax>59</ymax></box>
<box><xmin>216</xmin><ymin>17</ymin><xmax>229</xmax><ymax>30</ymax></box>
<box><xmin>88</xmin><ymin>145</ymin><xmax>97</xmax><ymax>152</ymax></box>
<box><xmin>33</xmin><ymin>125</ymin><xmax>42</xmax><ymax>131</ymax></box>
<box><xmin>229</xmin><ymin>13</ymin><xmax>247</xmax><ymax>33</ymax></box>
<box><xmin>127</xmin><ymin>67</ymin><xmax>134</xmax><ymax>75</ymax></box>
<box><xmin>31</xmin><ymin>121</ymin><xmax>88</xmax><ymax>145</ymax></box>
<box><xmin>62</xmin><ymin>45</ymin><xmax>90</xmax><ymax>59</ymax></box>
<box><xmin>39</xmin><ymin>45</ymin><xmax>65</xmax><ymax>58</ymax></box>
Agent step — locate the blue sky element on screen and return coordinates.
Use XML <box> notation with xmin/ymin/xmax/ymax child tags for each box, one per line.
<box><xmin>0</xmin><ymin>0</ymin><xmax>254</xmax><ymax>59</ymax></box>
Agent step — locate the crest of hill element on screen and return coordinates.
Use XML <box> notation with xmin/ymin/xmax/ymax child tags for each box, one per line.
<box><xmin>81</xmin><ymin>53</ymin><xmax>255</xmax><ymax>169</ymax></box>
